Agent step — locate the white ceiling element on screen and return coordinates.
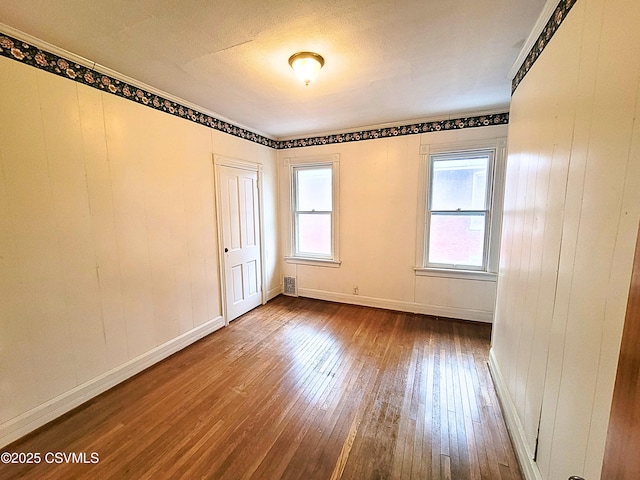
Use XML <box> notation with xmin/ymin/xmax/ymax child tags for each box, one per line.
<box><xmin>0</xmin><ymin>0</ymin><xmax>545</xmax><ymax>139</ymax></box>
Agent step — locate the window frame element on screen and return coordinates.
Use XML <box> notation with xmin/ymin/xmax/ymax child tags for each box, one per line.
<box><xmin>426</xmin><ymin>150</ymin><xmax>494</xmax><ymax>271</ymax></box>
<box><xmin>415</xmin><ymin>138</ymin><xmax>506</xmax><ymax>280</ymax></box>
<box><xmin>285</xmin><ymin>154</ymin><xmax>341</xmax><ymax>267</ymax></box>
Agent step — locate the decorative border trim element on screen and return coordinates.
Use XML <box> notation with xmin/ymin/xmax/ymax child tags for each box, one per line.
<box><xmin>0</xmin><ymin>32</ymin><xmax>279</xmax><ymax>149</ymax></box>
<box><xmin>0</xmin><ymin>29</ymin><xmax>508</xmax><ymax>150</ymax></box>
<box><xmin>278</xmin><ymin>113</ymin><xmax>509</xmax><ymax>148</ymax></box>
<box><xmin>0</xmin><ymin>315</ymin><xmax>225</xmax><ymax>448</ymax></box>
<box><xmin>511</xmin><ymin>0</ymin><xmax>578</xmax><ymax>93</ymax></box>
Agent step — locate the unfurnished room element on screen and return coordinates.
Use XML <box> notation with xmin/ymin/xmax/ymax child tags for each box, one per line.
<box><xmin>0</xmin><ymin>1</ymin><xmax>639</xmax><ymax>479</ymax></box>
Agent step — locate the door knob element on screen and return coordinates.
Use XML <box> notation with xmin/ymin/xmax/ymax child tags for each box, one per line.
<box><xmin>224</xmin><ymin>248</ymin><xmax>229</xmax><ymax>253</ymax></box>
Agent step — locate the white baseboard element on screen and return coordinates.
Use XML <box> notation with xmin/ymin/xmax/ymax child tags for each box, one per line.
<box><xmin>266</xmin><ymin>285</ymin><xmax>282</xmax><ymax>302</ymax></box>
<box><xmin>0</xmin><ymin>315</ymin><xmax>225</xmax><ymax>448</ymax></box>
<box><xmin>297</xmin><ymin>288</ymin><xmax>493</xmax><ymax>323</ymax></box>
<box><xmin>488</xmin><ymin>348</ymin><xmax>543</xmax><ymax>480</ymax></box>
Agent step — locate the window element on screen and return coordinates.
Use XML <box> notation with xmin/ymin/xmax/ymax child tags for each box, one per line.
<box><xmin>286</xmin><ymin>155</ymin><xmax>340</xmax><ymax>266</ymax></box>
<box><xmin>416</xmin><ymin>139</ymin><xmax>505</xmax><ymax>278</ymax></box>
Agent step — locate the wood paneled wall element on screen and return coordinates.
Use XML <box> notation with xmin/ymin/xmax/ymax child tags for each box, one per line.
<box><xmin>491</xmin><ymin>0</ymin><xmax>640</xmax><ymax>478</ymax></box>
<box><xmin>0</xmin><ymin>55</ymin><xmax>279</xmax><ymax>445</ymax></box>
<box><xmin>602</xmin><ymin>224</ymin><xmax>640</xmax><ymax>479</ymax></box>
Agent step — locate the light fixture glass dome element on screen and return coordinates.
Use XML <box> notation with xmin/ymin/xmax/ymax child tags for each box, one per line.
<box><xmin>288</xmin><ymin>52</ymin><xmax>325</xmax><ymax>86</ymax></box>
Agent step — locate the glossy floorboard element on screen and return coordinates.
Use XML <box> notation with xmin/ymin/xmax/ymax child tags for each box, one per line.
<box><xmin>1</xmin><ymin>296</ymin><xmax>522</xmax><ymax>479</ymax></box>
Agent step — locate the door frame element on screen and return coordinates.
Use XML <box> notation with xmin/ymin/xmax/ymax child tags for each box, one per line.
<box><xmin>213</xmin><ymin>154</ymin><xmax>267</xmax><ymax>325</ymax></box>
<box><xmin>602</xmin><ymin>221</ymin><xmax>640</xmax><ymax>479</ymax></box>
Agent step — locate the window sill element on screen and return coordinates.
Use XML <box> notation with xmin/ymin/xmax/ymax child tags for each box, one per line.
<box><xmin>414</xmin><ymin>267</ymin><xmax>497</xmax><ymax>281</ymax></box>
<box><xmin>285</xmin><ymin>256</ymin><xmax>342</xmax><ymax>268</ymax></box>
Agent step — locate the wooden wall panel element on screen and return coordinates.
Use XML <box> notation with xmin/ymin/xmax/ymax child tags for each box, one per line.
<box><xmin>78</xmin><ymin>85</ymin><xmax>130</xmax><ymax>369</ymax></box>
<box><xmin>599</xmin><ymin>42</ymin><xmax>640</xmax><ymax>474</ymax></box>
<box><xmin>492</xmin><ymin>0</ymin><xmax>640</xmax><ymax>478</ymax></box>
<box><xmin>102</xmin><ymin>95</ymin><xmax>158</xmax><ymax>359</ymax></box>
<box><xmin>0</xmin><ymin>60</ymin><xmax>42</xmax><ymax>421</ymax></box>
<box><xmin>38</xmin><ymin>71</ymin><xmax>109</xmax><ymax>384</ymax></box>
<box><xmin>0</xmin><ymin>60</ymin><xmax>78</xmax><ymax>405</ymax></box>
<box><xmin>602</xmin><ymin>225</ymin><xmax>640</xmax><ymax>479</ymax></box>
<box><xmin>0</xmin><ymin>53</ymin><xmax>279</xmax><ymax>445</ymax></box>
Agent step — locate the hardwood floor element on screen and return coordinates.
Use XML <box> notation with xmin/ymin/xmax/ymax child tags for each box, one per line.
<box><xmin>1</xmin><ymin>296</ymin><xmax>522</xmax><ymax>479</ymax></box>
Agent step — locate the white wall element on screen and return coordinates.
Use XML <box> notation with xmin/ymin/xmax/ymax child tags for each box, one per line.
<box><xmin>0</xmin><ymin>55</ymin><xmax>279</xmax><ymax>446</ymax></box>
<box><xmin>278</xmin><ymin>124</ymin><xmax>508</xmax><ymax>322</ymax></box>
<box><xmin>491</xmin><ymin>0</ymin><xmax>640</xmax><ymax>478</ymax></box>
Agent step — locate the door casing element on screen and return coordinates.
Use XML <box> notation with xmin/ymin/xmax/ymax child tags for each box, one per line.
<box><xmin>213</xmin><ymin>155</ymin><xmax>267</xmax><ymax>324</ymax></box>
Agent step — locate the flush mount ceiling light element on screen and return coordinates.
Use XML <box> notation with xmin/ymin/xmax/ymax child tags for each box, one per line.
<box><xmin>288</xmin><ymin>52</ymin><xmax>325</xmax><ymax>86</ymax></box>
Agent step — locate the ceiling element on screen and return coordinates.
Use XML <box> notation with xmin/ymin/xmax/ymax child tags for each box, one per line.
<box><xmin>0</xmin><ymin>0</ymin><xmax>546</xmax><ymax>139</ymax></box>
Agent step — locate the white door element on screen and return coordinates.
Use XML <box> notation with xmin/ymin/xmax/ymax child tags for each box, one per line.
<box><xmin>217</xmin><ymin>164</ymin><xmax>262</xmax><ymax>322</ymax></box>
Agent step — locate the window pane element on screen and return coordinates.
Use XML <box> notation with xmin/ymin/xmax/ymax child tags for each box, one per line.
<box><xmin>431</xmin><ymin>156</ymin><xmax>489</xmax><ymax>210</ymax></box>
<box><xmin>297</xmin><ymin>213</ymin><xmax>331</xmax><ymax>256</ymax></box>
<box><xmin>428</xmin><ymin>214</ymin><xmax>485</xmax><ymax>267</ymax></box>
<box><xmin>296</xmin><ymin>167</ymin><xmax>332</xmax><ymax>211</ymax></box>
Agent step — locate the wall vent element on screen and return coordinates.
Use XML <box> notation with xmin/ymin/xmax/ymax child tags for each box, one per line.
<box><xmin>283</xmin><ymin>276</ymin><xmax>298</xmax><ymax>296</ymax></box>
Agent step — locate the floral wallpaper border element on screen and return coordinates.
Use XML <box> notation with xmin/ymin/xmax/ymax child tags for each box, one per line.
<box><xmin>0</xmin><ymin>32</ymin><xmax>279</xmax><ymax>149</ymax></box>
<box><xmin>0</xmin><ymin>30</ymin><xmax>507</xmax><ymax>149</ymax></box>
<box><xmin>278</xmin><ymin>113</ymin><xmax>509</xmax><ymax>149</ymax></box>
<box><xmin>512</xmin><ymin>0</ymin><xmax>578</xmax><ymax>93</ymax></box>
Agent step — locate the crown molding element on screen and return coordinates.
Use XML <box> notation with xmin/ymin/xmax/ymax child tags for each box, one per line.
<box><xmin>508</xmin><ymin>0</ymin><xmax>561</xmax><ymax>81</ymax></box>
<box><xmin>509</xmin><ymin>0</ymin><xmax>578</xmax><ymax>93</ymax></box>
<box><xmin>0</xmin><ymin>23</ymin><xmax>272</xmax><ymax>139</ymax></box>
<box><xmin>1</xmin><ymin>24</ymin><xmax>509</xmax><ymax>150</ymax></box>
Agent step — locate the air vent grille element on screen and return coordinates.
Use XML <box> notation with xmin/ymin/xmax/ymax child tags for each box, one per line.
<box><xmin>283</xmin><ymin>276</ymin><xmax>298</xmax><ymax>296</ymax></box>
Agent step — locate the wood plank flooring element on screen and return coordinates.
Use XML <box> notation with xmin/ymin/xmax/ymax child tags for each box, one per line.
<box><xmin>1</xmin><ymin>296</ymin><xmax>522</xmax><ymax>479</ymax></box>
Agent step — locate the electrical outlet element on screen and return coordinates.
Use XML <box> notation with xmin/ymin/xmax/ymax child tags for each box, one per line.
<box><xmin>353</xmin><ymin>286</ymin><xmax>359</xmax><ymax>295</ymax></box>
